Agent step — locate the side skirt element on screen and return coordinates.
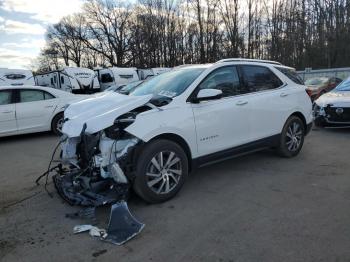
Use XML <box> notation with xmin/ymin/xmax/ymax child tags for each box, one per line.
<box><xmin>192</xmin><ymin>134</ymin><xmax>280</xmax><ymax>169</ymax></box>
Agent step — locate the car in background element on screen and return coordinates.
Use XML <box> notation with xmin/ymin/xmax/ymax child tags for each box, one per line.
<box><xmin>314</xmin><ymin>76</ymin><xmax>350</xmax><ymax>127</ymax></box>
<box><xmin>305</xmin><ymin>77</ymin><xmax>343</xmax><ymax>101</ymax></box>
<box><xmin>0</xmin><ymin>85</ymin><xmax>87</xmax><ymax>137</ymax></box>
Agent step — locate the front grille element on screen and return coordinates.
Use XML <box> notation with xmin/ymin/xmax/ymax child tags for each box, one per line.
<box><xmin>324</xmin><ymin>106</ymin><xmax>350</xmax><ymax>122</ymax></box>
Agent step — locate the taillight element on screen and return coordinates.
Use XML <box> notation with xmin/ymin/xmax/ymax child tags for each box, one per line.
<box><xmin>305</xmin><ymin>89</ymin><xmax>313</xmax><ymax>101</ymax></box>
<box><xmin>305</xmin><ymin>89</ymin><xmax>312</xmax><ymax>97</ymax></box>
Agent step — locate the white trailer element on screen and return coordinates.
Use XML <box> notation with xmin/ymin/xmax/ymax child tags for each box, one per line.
<box><xmin>137</xmin><ymin>67</ymin><xmax>171</xmax><ymax>80</ymax></box>
<box><xmin>0</xmin><ymin>68</ymin><xmax>35</xmax><ymax>87</ymax></box>
<box><xmin>96</xmin><ymin>67</ymin><xmax>139</xmax><ymax>91</ymax></box>
<box><xmin>35</xmin><ymin>67</ymin><xmax>100</xmax><ymax>94</ymax></box>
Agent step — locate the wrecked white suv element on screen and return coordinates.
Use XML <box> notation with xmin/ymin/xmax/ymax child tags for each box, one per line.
<box><xmin>52</xmin><ymin>59</ymin><xmax>313</xmax><ymax>204</ymax></box>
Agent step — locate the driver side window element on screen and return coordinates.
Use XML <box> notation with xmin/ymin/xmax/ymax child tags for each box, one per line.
<box><xmin>198</xmin><ymin>66</ymin><xmax>242</xmax><ymax>97</ymax></box>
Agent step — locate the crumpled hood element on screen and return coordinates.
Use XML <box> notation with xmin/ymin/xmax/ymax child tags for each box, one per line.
<box><xmin>315</xmin><ymin>91</ymin><xmax>350</xmax><ymax>107</ymax></box>
<box><xmin>62</xmin><ymin>92</ymin><xmax>152</xmax><ymax>137</ymax></box>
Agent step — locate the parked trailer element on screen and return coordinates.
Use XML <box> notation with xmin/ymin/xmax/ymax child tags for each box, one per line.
<box><xmin>95</xmin><ymin>67</ymin><xmax>139</xmax><ymax>91</ymax></box>
<box><xmin>137</xmin><ymin>67</ymin><xmax>171</xmax><ymax>80</ymax></box>
<box><xmin>35</xmin><ymin>67</ymin><xmax>100</xmax><ymax>94</ymax></box>
<box><xmin>0</xmin><ymin>68</ymin><xmax>35</xmax><ymax>87</ymax></box>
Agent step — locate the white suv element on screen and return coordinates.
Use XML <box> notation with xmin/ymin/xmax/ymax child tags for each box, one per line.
<box><xmin>56</xmin><ymin>59</ymin><xmax>313</xmax><ymax>204</ymax></box>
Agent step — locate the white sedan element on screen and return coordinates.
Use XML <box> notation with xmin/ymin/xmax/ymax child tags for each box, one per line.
<box><xmin>0</xmin><ymin>85</ymin><xmax>87</xmax><ymax>137</ymax></box>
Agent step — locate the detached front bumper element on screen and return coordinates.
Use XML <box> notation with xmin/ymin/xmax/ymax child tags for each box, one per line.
<box><xmin>53</xmin><ymin>167</ymin><xmax>129</xmax><ymax>207</ymax></box>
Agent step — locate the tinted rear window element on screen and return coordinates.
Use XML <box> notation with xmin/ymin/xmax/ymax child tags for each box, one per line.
<box><xmin>241</xmin><ymin>65</ymin><xmax>283</xmax><ymax>92</ymax></box>
<box><xmin>276</xmin><ymin>67</ymin><xmax>304</xmax><ymax>85</ymax></box>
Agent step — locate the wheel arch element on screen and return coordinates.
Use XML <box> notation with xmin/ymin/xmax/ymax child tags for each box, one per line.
<box><xmin>289</xmin><ymin>111</ymin><xmax>307</xmax><ymax>132</ymax></box>
<box><xmin>149</xmin><ymin>133</ymin><xmax>193</xmax><ymax>172</ymax></box>
<box><xmin>51</xmin><ymin>111</ymin><xmax>64</xmax><ymax>131</ymax></box>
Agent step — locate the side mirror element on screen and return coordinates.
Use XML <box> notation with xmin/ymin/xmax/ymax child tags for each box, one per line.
<box><xmin>193</xmin><ymin>89</ymin><xmax>223</xmax><ymax>103</ymax></box>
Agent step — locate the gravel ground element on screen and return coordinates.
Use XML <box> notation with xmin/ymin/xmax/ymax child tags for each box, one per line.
<box><xmin>0</xmin><ymin>127</ymin><xmax>350</xmax><ymax>262</ymax></box>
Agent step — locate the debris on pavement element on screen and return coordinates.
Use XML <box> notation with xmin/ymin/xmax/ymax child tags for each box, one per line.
<box><xmin>72</xmin><ymin>201</ymin><xmax>144</xmax><ymax>245</ymax></box>
<box><xmin>102</xmin><ymin>201</ymin><xmax>145</xmax><ymax>245</ymax></box>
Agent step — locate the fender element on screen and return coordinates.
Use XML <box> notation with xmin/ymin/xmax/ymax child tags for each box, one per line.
<box><xmin>125</xmin><ymin>105</ymin><xmax>199</xmax><ymax>158</ymax></box>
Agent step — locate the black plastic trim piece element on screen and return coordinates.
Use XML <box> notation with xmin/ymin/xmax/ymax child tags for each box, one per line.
<box><xmin>192</xmin><ymin>134</ymin><xmax>280</xmax><ymax>169</ymax></box>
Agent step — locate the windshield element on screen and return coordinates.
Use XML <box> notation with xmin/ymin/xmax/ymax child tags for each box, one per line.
<box><xmin>119</xmin><ymin>80</ymin><xmax>143</xmax><ymax>94</ymax></box>
<box><xmin>130</xmin><ymin>68</ymin><xmax>205</xmax><ymax>98</ymax></box>
<box><xmin>305</xmin><ymin>78</ymin><xmax>328</xmax><ymax>85</ymax></box>
<box><xmin>105</xmin><ymin>85</ymin><xmax>118</xmax><ymax>92</ymax></box>
<box><xmin>335</xmin><ymin>77</ymin><xmax>350</xmax><ymax>91</ymax></box>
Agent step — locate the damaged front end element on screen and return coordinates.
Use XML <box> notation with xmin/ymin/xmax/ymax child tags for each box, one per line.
<box><xmin>53</xmin><ymin>111</ymin><xmax>144</xmax><ymax>207</ymax></box>
<box><xmin>39</xmin><ymin>93</ymin><xmax>157</xmax><ymax>244</ymax></box>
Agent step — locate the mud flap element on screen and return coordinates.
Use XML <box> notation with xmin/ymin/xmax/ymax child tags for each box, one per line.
<box><xmin>102</xmin><ymin>201</ymin><xmax>145</xmax><ymax>245</ymax></box>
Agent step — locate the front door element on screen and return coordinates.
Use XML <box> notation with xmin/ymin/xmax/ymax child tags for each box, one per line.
<box><xmin>0</xmin><ymin>89</ymin><xmax>17</xmax><ymax>135</ymax></box>
<box><xmin>191</xmin><ymin>66</ymin><xmax>253</xmax><ymax>157</ymax></box>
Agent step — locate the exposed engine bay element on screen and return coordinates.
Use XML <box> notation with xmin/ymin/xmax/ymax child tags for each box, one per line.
<box><xmin>35</xmin><ymin>91</ymin><xmax>176</xmax><ymax>244</ymax></box>
<box><xmin>35</xmin><ymin>92</ymin><xmax>174</xmax><ymax>245</ymax></box>
<box><xmin>53</xmin><ymin>109</ymin><xmax>145</xmax><ymax>207</ymax></box>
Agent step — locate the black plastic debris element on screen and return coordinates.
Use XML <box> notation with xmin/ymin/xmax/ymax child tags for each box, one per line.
<box><xmin>102</xmin><ymin>201</ymin><xmax>145</xmax><ymax>245</ymax></box>
<box><xmin>66</xmin><ymin>207</ymin><xmax>97</xmax><ymax>224</ymax></box>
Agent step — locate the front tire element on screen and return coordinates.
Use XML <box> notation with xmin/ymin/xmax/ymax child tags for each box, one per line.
<box><xmin>133</xmin><ymin>139</ymin><xmax>188</xmax><ymax>203</ymax></box>
<box><xmin>51</xmin><ymin>113</ymin><xmax>64</xmax><ymax>136</ymax></box>
<box><xmin>278</xmin><ymin>116</ymin><xmax>305</xmax><ymax>158</ymax></box>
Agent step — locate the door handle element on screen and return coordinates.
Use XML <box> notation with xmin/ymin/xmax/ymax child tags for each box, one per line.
<box><xmin>45</xmin><ymin>105</ymin><xmax>54</xmax><ymax>108</ymax></box>
<box><xmin>2</xmin><ymin>111</ymin><xmax>13</xmax><ymax>114</ymax></box>
<box><xmin>280</xmin><ymin>93</ymin><xmax>289</xmax><ymax>97</ymax></box>
<box><xmin>236</xmin><ymin>101</ymin><xmax>248</xmax><ymax>106</ymax></box>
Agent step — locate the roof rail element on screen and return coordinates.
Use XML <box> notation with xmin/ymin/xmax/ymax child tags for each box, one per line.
<box><xmin>216</xmin><ymin>58</ymin><xmax>282</xmax><ymax>65</ymax></box>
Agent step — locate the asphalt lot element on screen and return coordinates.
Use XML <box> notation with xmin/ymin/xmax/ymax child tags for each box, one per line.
<box><xmin>1</xmin><ymin>127</ymin><xmax>350</xmax><ymax>262</ymax></box>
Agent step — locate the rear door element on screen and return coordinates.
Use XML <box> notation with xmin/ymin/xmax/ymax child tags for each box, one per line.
<box><xmin>240</xmin><ymin>65</ymin><xmax>288</xmax><ymax>141</ymax></box>
<box><xmin>0</xmin><ymin>89</ymin><xmax>17</xmax><ymax>134</ymax></box>
<box><xmin>16</xmin><ymin>89</ymin><xmax>58</xmax><ymax>132</ymax></box>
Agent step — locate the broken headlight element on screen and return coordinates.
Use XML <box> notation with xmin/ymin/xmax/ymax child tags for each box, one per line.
<box><xmin>313</xmin><ymin>104</ymin><xmax>325</xmax><ymax>117</ymax></box>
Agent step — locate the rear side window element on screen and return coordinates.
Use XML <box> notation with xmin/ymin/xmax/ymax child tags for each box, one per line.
<box><xmin>241</xmin><ymin>65</ymin><xmax>283</xmax><ymax>92</ymax></box>
<box><xmin>44</xmin><ymin>91</ymin><xmax>55</xmax><ymax>100</ymax></box>
<box><xmin>101</xmin><ymin>73</ymin><xmax>114</xmax><ymax>83</ymax></box>
<box><xmin>0</xmin><ymin>90</ymin><xmax>12</xmax><ymax>105</ymax></box>
<box><xmin>20</xmin><ymin>90</ymin><xmax>45</xmax><ymax>103</ymax></box>
<box><xmin>275</xmin><ymin>67</ymin><xmax>304</xmax><ymax>85</ymax></box>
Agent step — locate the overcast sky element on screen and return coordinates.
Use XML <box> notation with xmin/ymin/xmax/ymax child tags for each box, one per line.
<box><xmin>0</xmin><ymin>0</ymin><xmax>84</xmax><ymax>69</ymax></box>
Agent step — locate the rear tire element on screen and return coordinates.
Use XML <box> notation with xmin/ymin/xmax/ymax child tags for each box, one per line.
<box><xmin>278</xmin><ymin>116</ymin><xmax>305</xmax><ymax>158</ymax></box>
<box><xmin>133</xmin><ymin>139</ymin><xmax>188</xmax><ymax>203</ymax></box>
<box><xmin>51</xmin><ymin>113</ymin><xmax>64</xmax><ymax>136</ymax></box>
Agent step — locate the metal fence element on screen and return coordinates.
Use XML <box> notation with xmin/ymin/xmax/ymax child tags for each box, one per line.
<box><xmin>297</xmin><ymin>67</ymin><xmax>350</xmax><ymax>81</ymax></box>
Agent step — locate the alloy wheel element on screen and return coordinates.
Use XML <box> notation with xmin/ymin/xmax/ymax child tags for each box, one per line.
<box><xmin>56</xmin><ymin>117</ymin><xmax>64</xmax><ymax>132</ymax></box>
<box><xmin>146</xmin><ymin>151</ymin><xmax>182</xmax><ymax>195</ymax></box>
<box><xmin>285</xmin><ymin>121</ymin><xmax>303</xmax><ymax>151</ymax></box>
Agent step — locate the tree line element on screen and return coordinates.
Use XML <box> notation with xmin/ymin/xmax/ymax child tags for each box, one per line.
<box><xmin>33</xmin><ymin>0</ymin><xmax>350</xmax><ymax>72</ymax></box>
